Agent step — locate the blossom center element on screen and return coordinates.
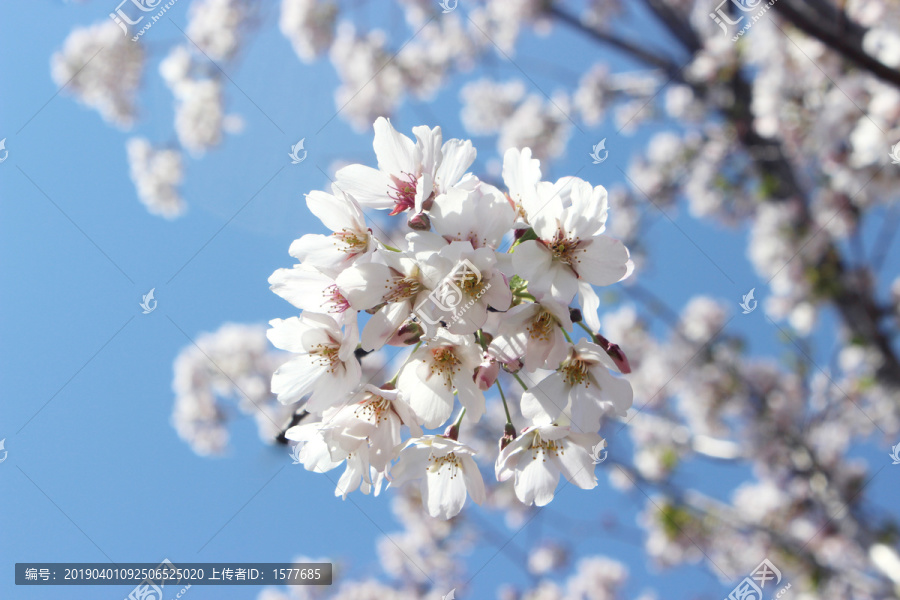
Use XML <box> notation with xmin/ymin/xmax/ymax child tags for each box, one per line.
<box><xmin>388</xmin><ymin>172</ymin><xmax>418</xmax><ymax>216</ymax></box>
<box><xmin>548</xmin><ymin>232</ymin><xmax>582</xmax><ymax>266</ymax></box>
<box><xmin>384</xmin><ymin>276</ymin><xmax>422</xmax><ymax>303</ymax></box>
<box><xmin>311</xmin><ymin>342</ymin><xmax>341</xmax><ymax>373</ymax></box>
<box><xmin>527</xmin><ymin>308</ymin><xmax>555</xmax><ymax>342</ymax></box>
<box><xmin>324</xmin><ymin>284</ymin><xmax>351</xmax><ymax>313</ymax></box>
<box><xmin>560</xmin><ymin>357</ymin><xmax>591</xmax><ymax>387</ymax></box>
<box><xmin>355</xmin><ymin>395</ymin><xmax>391</xmax><ymax>424</ymax></box>
<box><xmin>428</xmin><ymin>451</ymin><xmax>462</xmax><ymax>477</ymax></box>
<box><xmin>429</xmin><ymin>347</ymin><xmax>461</xmax><ymax>387</ymax></box>
<box><xmin>529</xmin><ymin>432</ymin><xmax>564</xmax><ymax>461</ymax></box>
<box><xmin>333</xmin><ymin>228</ymin><xmax>368</xmax><ymax>254</ymax></box>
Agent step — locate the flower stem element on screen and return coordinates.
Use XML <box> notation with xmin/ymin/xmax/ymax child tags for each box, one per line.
<box><xmin>476</xmin><ymin>329</ymin><xmax>488</xmax><ymax>351</ymax></box>
<box><xmin>496</xmin><ymin>379</ymin><xmax>513</xmax><ymax>425</ymax></box>
<box><xmin>512</xmin><ymin>372</ymin><xmax>529</xmax><ymax>390</ymax></box>
<box><xmin>561</xmin><ymin>326</ymin><xmax>573</xmax><ymax>343</ymax></box>
<box><xmin>454</xmin><ymin>407</ymin><xmax>467</xmax><ymax>428</ymax></box>
<box><xmin>576</xmin><ymin>320</ymin><xmax>595</xmax><ymax>337</ymax></box>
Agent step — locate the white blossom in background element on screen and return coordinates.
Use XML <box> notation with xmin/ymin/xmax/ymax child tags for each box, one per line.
<box><xmin>270</xmin><ymin>119</ymin><xmax>634</xmax><ymax>517</ymax></box>
<box><xmin>459</xmin><ymin>79</ymin><xmax>573</xmax><ymax>162</ymax></box>
<box><xmin>51</xmin><ymin>21</ymin><xmax>144</xmax><ymax>128</ymax></box>
<box><xmin>280</xmin><ymin>0</ymin><xmax>337</xmax><ymax>63</ymax></box>
<box><xmin>160</xmin><ymin>45</ymin><xmax>227</xmax><ymax>156</ymax></box>
<box><xmin>186</xmin><ymin>0</ymin><xmax>247</xmax><ymax>62</ymax></box>
<box><xmin>172</xmin><ymin>323</ymin><xmax>291</xmax><ymax>455</ymax></box>
<box><xmin>126</xmin><ymin>138</ymin><xmax>184</xmax><ymax>219</ymax></box>
<box><xmin>329</xmin><ymin>24</ymin><xmax>406</xmax><ymax>132</ymax></box>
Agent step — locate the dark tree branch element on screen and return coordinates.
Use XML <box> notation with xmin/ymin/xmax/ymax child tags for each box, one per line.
<box><xmin>774</xmin><ymin>0</ymin><xmax>900</xmax><ymax>88</ymax></box>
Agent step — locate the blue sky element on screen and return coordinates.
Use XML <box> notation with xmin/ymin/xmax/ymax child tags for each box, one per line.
<box><xmin>2</xmin><ymin>2</ymin><xmax>897</xmax><ymax>600</ymax></box>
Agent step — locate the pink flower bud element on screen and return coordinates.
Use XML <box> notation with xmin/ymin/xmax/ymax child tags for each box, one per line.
<box><xmin>499</xmin><ymin>422</ymin><xmax>517</xmax><ymax>451</ymax></box>
<box><xmin>407</xmin><ymin>211</ymin><xmax>431</xmax><ymax>230</ymax></box>
<box><xmin>387</xmin><ymin>321</ymin><xmax>424</xmax><ymax>346</ymax></box>
<box><xmin>474</xmin><ymin>355</ymin><xmax>500</xmax><ymax>391</ymax></box>
<box><xmin>594</xmin><ymin>332</ymin><xmax>631</xmax><ymax>374</ymax></box>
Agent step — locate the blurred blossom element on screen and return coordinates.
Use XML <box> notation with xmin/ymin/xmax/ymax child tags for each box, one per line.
<box><xmin>51</xmin><ymin>21</ymin><xmax>144</xmax><ymax>128</ymax></box>
<box><xmin>172</xmin><ymin>323</ymin><xmax>290</xmax><ymax>455</ymax></box>
<box><xmin>126</xmin><ymin>138</ymin><xmax>184</xmax><ymax>219</ymax></box>
<box><xmin>280</xmin><ymin>0</ymin><xmax>337</xmax><ymax>63</ymax></box>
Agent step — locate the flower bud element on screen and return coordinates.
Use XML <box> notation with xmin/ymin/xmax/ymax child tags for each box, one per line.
<box><xmin>499</xmin><ymin>422</ymin><xmax>517</xmax><ymax>451</ymax></box>
<box><xmin>594</xmin><ymin>332</ymin><xmax>631</xmax><ymax>374</ymax></box>
<box><xmin>474</xmin><ymin>355</ymin><xmax>500</xmax><ymax>391</ymax></box>
<box><xmin>387</xmin><ymin>320</ymin><xmax>424</xmax><ymax>346</ymax></box>
<box><xmin>569</xmin><ymin>307</ymin><xmax>582</xmax><ymax>323</ymax></box>
<box><xmin>444</xmin><ymin>423</ymin><xmax>460</xmax><ymax>441</ymax></box>
<box><xmin>407</xmin><ymin>211</ymin><xmax>431</xmax><ymax>230</ymax></box>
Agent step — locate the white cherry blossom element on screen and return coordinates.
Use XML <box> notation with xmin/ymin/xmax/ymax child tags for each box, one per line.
<box><xmin>334</xmin><ymin>117</ymin><xmax>475</xmax><ymax>216</ymax></box>
<box><xmin>489</xmin><ymin>297</ymin><xmax>573</xmax><ymax>372</ymax></box>
<box><xmin>288</xmin><ymin>185</ymin><xmax>374</xmax><ymax>275</ymax></box>
<box><xmin>513</xmin><ymin>177</ymin><xmax>633</xmax><ymax>303</ymax></box>
<box><xmin>396</xmin><ymin>330</ymin><xmax>485</xmax><ymax>428</ymax></box>
<box><xmin>267</xmin><ymin>312</ymin><xmax>361</xmax><ymax>413</ymax></box>
<box><xmin>390</xmin><ymin>435</ymin><xmax>485</xmax><ymax>519</ymax></box>
<box><xmin>521</xmin><ymin>339</ymin><xmax>633</xmax><ymax>431</ymax></box>
<box><xmin>496</xmin><ymin>424</ymin><xmax>602</xmax><ymax>506</ymax></box>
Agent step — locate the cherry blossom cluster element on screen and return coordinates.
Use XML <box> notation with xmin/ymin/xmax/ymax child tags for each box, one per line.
<box><xmin>268</xmin><ymin>118</ymin><xmax>634</xmax><ymax>519</ymax></box>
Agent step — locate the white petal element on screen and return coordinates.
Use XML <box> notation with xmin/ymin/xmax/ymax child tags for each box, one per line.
<box><xmin>460</xmin><ymin>454</ymin><xmax>486</xmax><ymax>505</ymax></box>
<box><xmin>424</xmin><ymin>460</ymin><xmax>468</xmax><ymax>519</ymax></box>
<box><xmin>556</xmin><ymin>434</ymin><xmax>600</xmax><ymax>490</ymax></box>
<box><xmin>334</xmin><ymin>164</ymin><xmax>395</xmax><ymax>210</ymax></box>
<box><xmin>336</xmin><ymin>262</ymin><xmax>394</xmax><ymax>310</ymax></box>
<box><xmin>414</xmin><ymin>124</ymin><xmax>442</xmax><ymax>175</ymax></box>
<box><xmin>373</xmin><ymin>117</ymin><xmax>418</xmax><ymax>176</ymax></box>
<box><xmin>589</xmin><ymin>367</ymin><xmax>634</xmax><ymax>417</ymax></box>
<box><xmin>436</xmin><ymin>138</ymin><xmax>476</xmax><ymax>192</ymax></box>
<box><xmin>572</xmin><ymin>235</ymin><xmax>632</xmax><ymax>286</ymax></box>
<box><xmin>306</xmin><ymin>188</ymin><xmax>365</xmax><ymax>233</ymax></box>
<box><xmin>268</xmin><ymin>266</ymin><xmax>333</xmax><ymax>312</ymax></box>
<box><xmin>390</xmin><ymin>444</ymin><xmax>429</xmax><ymax>487</ymax></box>
<box><xmin>267</xmin><ymin>316</ymin><xmax>314</xmax><ymax>353</ymax></box>
<box><xmin>521</xmin><ymin>373</ymin><xmax>568</xmax><ymax>425</ymax></box>
<box><xmin>511</xmin><ymin>240</ymin><xmax>554</xmax><ymax>295</ymax></box>
<box><xmin>502</xmin><ymin>147</ymin><xmax>541</xmax><ymax>209</ymax></box>
<box><xmin>271</xmin><ymin>355</ymin><xmax>322</xmax><ymax>404</ymax></box>
<box><xmin>577</xmin><ymin>281</ymin><xmax>602</xmax><ymax>333</ymax></box>
<box><xmin>515</xmin><ymin>453</ymin><xmax>560</xmax><ymax>507</ymax></box>
<box><xmin>361</xmin><ymin>301</ymin><xmax>410</xmax><ymax>351</ymax></box>
<box><xmin>495</xmin><ymin>434</ymin><xmax>529</xmax><ymax>482</ymax></box>
<box><xmin>456</xmin><ymin>380</ymin><xmax>486</xmax><ymax>424</ymax></box>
